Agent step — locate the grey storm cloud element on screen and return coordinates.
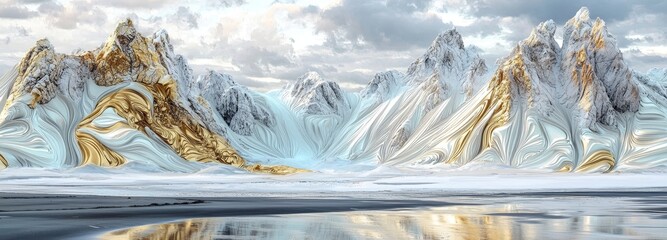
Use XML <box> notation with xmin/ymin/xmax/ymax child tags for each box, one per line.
<box><xmin>314</xmin><ymin>0</ymin><xmax>452</xmax><ymax>51</ymax></box>
<box><xmin>0</xmin><ymin>5</ymin><xmax>39</xmax><ymax>19</ymax></box>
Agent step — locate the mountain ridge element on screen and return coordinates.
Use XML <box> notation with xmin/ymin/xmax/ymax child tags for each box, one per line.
<box><xmin>0</xmin><ymin>7</ymin><xmax>665</xmax><ymax>173</ymax></box>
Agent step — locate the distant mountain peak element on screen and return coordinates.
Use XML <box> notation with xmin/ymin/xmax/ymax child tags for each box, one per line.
<box><xmin>573</xmin><ymin>7</ymin><xmax>590</xmax><ymax>24</ymax></box>
<box><xmin>433</xmin><ymin>29</ymin><xmax>465</xmax><ymax>50</ymax></box>
<box><xmin>360</xmin><ymin>70</ymin><xmax>404</xmax><ymax>103</ymax></box>
<box><xmin>406</xmin><ymin>29</ymin><xmax>468</xmax><ymax>78</ymax></box>
<box><xmin>528</xmin><ymin>20</ymin><xmax>557</xmax><ymax>42</ymax></box>
<box><xmin>283</xmin><ymin>71</ymin><xmax>349</xmax><ymax>115</ymax></box>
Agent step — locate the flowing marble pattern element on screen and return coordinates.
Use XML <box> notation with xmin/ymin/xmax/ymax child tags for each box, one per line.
<box><xmin>0</xmin><ymin>8</ymin><xmax>666</xmax><ymax>173</ymax></box>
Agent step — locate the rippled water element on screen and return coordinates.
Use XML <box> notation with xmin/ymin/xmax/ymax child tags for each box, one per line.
<box><xmin>101</xmin><ymin>196</ymin><xmax>667</xmax><ymax>240</ymax></box>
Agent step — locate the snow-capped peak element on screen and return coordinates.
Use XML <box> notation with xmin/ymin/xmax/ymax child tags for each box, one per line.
<box><xmin>192</xmin><ymin>70</ymin><xmax>275</xmax><ymax>136</ymax></box>
<box><xmin>573</xmin><ymin>6</ymin><xmax>590</xmax><ymax>24</ymax></box>
<box><xmin>561</xmin><ymin>7</ymin><xmax>639</xmax><ymax>127</ymax></box>
<box><xmin>528</xmin><ymin>20</ymin><xmax>557</xmax><ymax>43</ymax></box>
<box><xmin>360</xmin><ymin>70</ymin><xmax>405</xmax><ymax>103</ymax></box>
<box><xmin>283</xmin><ymin>71</ymin><xmax>350</xmax><ymax>115</ymax></box>
<box><xmin>487</xmin><ymin>7</ymin><xmax>639</xmax><ymax>129</ymax></box>
<box><xmin>406</xmin><ymin>29</ymin><xmax>468</xmax><ymax>80</ymax></box>
<box><xmin>402</xmin><ymin>29</ymin><xmax>487</xmax><ymax>112</ymax></box>
<box><xmin>488</xmin><ymin>18</ymin><xmax>560</xmax><ymax>116</ymax></box>
<box><xmin>152</xmin><ymin>29</ymin><xmax>194</xmax><ymax>101</ymax></box>
<box><xmin>289</xmin><ymin>71</ymin><xmax>325</xmax><ymax>97</ymax></box>
<box><xmin>195</xmin><ymin>70</ymin><xmax>237</xmax><ymax>95</ymax></box>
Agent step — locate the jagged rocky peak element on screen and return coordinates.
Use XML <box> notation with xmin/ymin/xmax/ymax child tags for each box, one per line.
<box><xmin>405</xmin><ymin>29</ymin><xmax>487</xmax><ymax>104</ymax></box>
<box><xmin>561</xmin><ymin>7</ymin><xmax>639</xmax><ymax>127</ymax></box>
<box><xmin>406</xmin><ymin>29</ymin><xmax>485</xmax><ymax>80</ymax></box>
<box><xmin>562</xmin><ymin>7</ymin><xmax>592</xmax><ymax>50</ymax></box>
<box><xmin>195</xmin><ymin>71</ymin><xmax>275</xmax><ymax>136</ymax></box>
<box><xmin>13</xmin><ymin>38</ymin><xmax>60</xmax><ymax>108</ymax></box>
<box><xmin>360</xmin><ymin>70</ymin><xmax>404</xmax><ymax>101</ymax></box>
<box><xmin>488</xmin><ymin>19</ymin><xmax>561</xmax><ymax>115</ymax></box>
<box><xmin>113</xmin><ymin>18</ymin><xmax>138</xmax><ymax>52</ymax></box>
<box><xmin>487</xmin><ymin>7</ymin><xmax>640</xmax><ymax>129</ymax></box>
<box><xmin>285</xmin><ymin>71</ymin><xmax>349</xmax><ymax>115</ymax></box>
<box><xmin>289</xmin><ymin>71</ymin><xmax>325</xmax><ymax>97</ymax></box>
<box><xmin>152</xmin><ymin>29</ymin><xmax>193</xmax><ymax>97</ymax></box>
<box><xmin>91</xmin><ymin>18</ymin><xmax>168</xmax><ymax>86</ymax></box>
<box><xmin>406</xmin><ymin>30</ymin><xmax>463</xmax><ymax>78</ymax></box>
<box><xmin>196</xmin><ymin>70</ymin><xmax>237</xmax><ymax>99</ymax></box>
<box><xmin>5</xmin><ymin>37</ymin><xmax>95</xmax><ymax>110</ymax></box>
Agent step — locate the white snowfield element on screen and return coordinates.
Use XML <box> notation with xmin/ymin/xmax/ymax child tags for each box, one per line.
<box><xmin>0</xmin><ymin>7</ymin><xmax>666</xmax><ymax>175</ymax></box>
<box><xmin>2</xmin><ymin>165</ymin><xmax>667</xmax><ymax>197</ymax></box>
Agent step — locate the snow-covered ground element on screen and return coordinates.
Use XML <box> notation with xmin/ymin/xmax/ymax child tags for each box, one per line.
<box><xmin>2</xmin><ymin>165</ymin><xmax>667</xmax><ymax>198</ymax></box>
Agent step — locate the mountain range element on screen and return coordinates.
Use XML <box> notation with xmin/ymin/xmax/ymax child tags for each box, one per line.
<box><xmin>0</xmin><ymin>7</ymin><xmax>666</xmax><ymax>174</ymax></box>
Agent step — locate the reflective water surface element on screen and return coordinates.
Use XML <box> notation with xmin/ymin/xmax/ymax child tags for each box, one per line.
<box><xmin>101</xmin><ymin>196</ymin><xmax>667</xmax><ymax>240</ymax></box>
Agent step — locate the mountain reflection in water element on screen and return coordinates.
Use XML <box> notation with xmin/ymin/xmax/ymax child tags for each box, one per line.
<box><xmin>101</xmin><ymin>203</ymin><xmax>667</xmax><ymax>240</ymax></box>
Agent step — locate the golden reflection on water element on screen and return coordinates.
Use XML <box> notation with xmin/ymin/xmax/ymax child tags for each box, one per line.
<box><xmin>100</xmin><ymin>203</ymin><xmax>666</xmax><ymax>240</ymax></box>
<box><xmin>102</xmin><ymin>219</ymin><xmax>215</xmax><ymax>240</ymax></box>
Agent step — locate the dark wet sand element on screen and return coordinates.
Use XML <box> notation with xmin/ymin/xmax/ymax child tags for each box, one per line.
<box><xmin>2</xmin><ymin>190</ymin><xmax>667</xmax><ymax>239</ymax></box>
<box><xmin>0</xmin><ymin>193</ymin><xmax>454</xmax><ymax>239</ymax></box>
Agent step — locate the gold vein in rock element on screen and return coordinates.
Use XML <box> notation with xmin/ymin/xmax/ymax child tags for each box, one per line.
<box><xmin>449</xmin><ymin>48</ymin><xmax>534</xmax><ymax>164</ymax></box>
<box><xmin>591</xmin><ymin>19</ymin><xmax>607</xmax><ymax>50</ymax></box>
<box><xmin>77</xmin><ymin>84</ymin><xmax>242</xmax><ymax>166</ymax></box>
<box><xmin>445</xmin><ymin>72</ymin><xmax>511</xmax><ymax>164</ymax></box>
<box><xmin>28</xmin><ymin>92</ymin><xmax>41</xmax><ymax>109</ymax></box>
<box><xmin>76</xmin><ymin>81</ymin><xmax>306</xmax><ymax>174</ymax></box>
<box><xmin>445</xmin><ymin>57</ymin><xmax>520</xmax><ymax>164</ymax></box>
<box><xmin>75</xmin><ymin>129</ymin><xmax>126</xmax><ymax>167</ymax></box>
<box><xmin>556</xmin><ymin>162</ymin><xmax>574</xmax><ymax>173</ymax></box>
<box><xmin>0</xmin><ymin>153</ymin><xmax>7</xmax><ymax>169</ymax></box>
<box><xmin>577</xmin><ymin>150</ymin><xmax>615</xmax><ymax>173</ymax></box>
<box><xmin>72</xmin><ymin>19</ymin><xmax>306</xmax><ymax>174</ymax></box>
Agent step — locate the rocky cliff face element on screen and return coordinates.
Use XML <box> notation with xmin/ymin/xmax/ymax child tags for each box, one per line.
<box><xmin>192</xmin><ymin>71</ymin><xmax>275</xmax><ymax>136</ymax></box>
<box><xmin>4</xmin><ymin>38</ymin><xmax>90</xmax><ymax>110</ymax></box>
<box><xmin>488</xmin><ymin>20</ymin><xmax>560</xmax><ymax>119</ymax></box>
<box><xmin>561</xmin><ymin>7</ymin><xmax>639</xmax><ymax>128</ymax></box>
<box><xmin>488</xmin><ymin>7</ymin><xmax>639</xmax><ymax>130</ymax></box>
<box><xmin>152</xmin><ymin>29</ymin><xmax>194</xmax><ymax>102</ymax></box>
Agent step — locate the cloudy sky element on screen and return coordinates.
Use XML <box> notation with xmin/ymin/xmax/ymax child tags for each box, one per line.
<box><xmin>0</xmin><ymin>0</ymin><xmax>666</xmax><ymax>92</ymax></box>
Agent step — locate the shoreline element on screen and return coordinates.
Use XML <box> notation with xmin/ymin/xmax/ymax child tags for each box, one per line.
<box><xmin>2</xmin><ymin>190</ymin><xmax>667</xmax><ymax>239</ymax></box>
<box><xmin>0</xmin><ymin>193</ymin><xmax>454</xmax><ymax>239</ymax></box>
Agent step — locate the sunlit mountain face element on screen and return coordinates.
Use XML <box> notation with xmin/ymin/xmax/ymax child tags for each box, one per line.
<box><xmin>0</xmin><ymin>7</ymin><xmax>666</xmax><ymax>174</ymax></box>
